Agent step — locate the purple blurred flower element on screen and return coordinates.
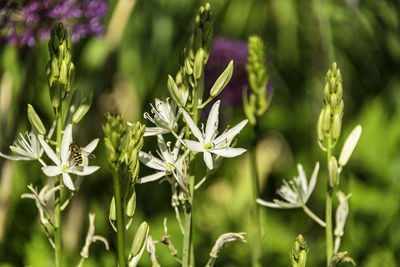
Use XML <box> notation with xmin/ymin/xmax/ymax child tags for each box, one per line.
<box><xmin>204</xmin><ymin>37</ymin><xmax>273</xmax><ymax>107</ymax></box>
<box><xmin>205</xmin><ymin>37</ymin><xmax>249</xmax><ymax>106</ymax></box>
<box><xmin>1</xmin><ymin>0</ymin><xmax>108</xmax><ymax>47</ymax></box>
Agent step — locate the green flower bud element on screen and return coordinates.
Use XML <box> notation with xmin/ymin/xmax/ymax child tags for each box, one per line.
<box><xmin>51</xmin><ymin>57</ymin><xmax>59</xmax><ymax>77</ymax></box>
<box><xmin>332</xmin><ymin>113</ymin><xmax>342</xmax><ymax>142</ymax></box>
<box><xmin>108</xmin><ymin>196</ymin><xmax>117</xmax><ymax>232</ymax></box>
<box><xmin>329</xmin><ymin>156</ymin><xmax>339</xmax><ymax>188</ymax></box>
<box><xmin>167</xmin><ymin>75</ymin><xmax>185</xmax><ymax>107</ymax></box>
<box><xmin>336</xmin><ymin>82</ymin><xmax>343</xmax><ymax>100</ymax></box>
<box><xmin>317</xmin><ymin>109</ymin><xmax>325</xmax><ymax>143</ymax></box>
<box><xmin>126</xmin><ymin>191</ymin><xmax>136</xmax><ymax>219</ymax></box>
<box><xmin>129</xmin><ymin>221</ymin><xmax>149</xmax><ymax>267</ymax></box>
<box><xmin>330</xmin><ymin>93</ymin><xmax>338</xmax><ymax>110</ymax></box>
<box><xmin>50</xmin><ymin>80</ymin><xmax>62</xmax><ymax>109</ymax></box>
<box><xmin>324</xmin><ymin>83</ymin><xmax>330</xmax><ymax>104</ymax></box>
<box><xmin>72</xmin><ymin>91</ymin><xmax>93</xmax><ymax>124</ymax></box>
<box><xmin>193</xmin><ymin>48</ymin><xmax>204</xmax><ymax>79</ymax></box>
<box><xmin>184</xmin><ymin>56</ymin><xmax>193</xmax><ymax>75</ymax></box>
<box><xmin>27</xmin><ymin>104</ymin><xmax>46</xmax><ymax>135</ymax></box>
<box><xmin>193</xmin><ymin>28</ymin><xmax>203</xmax><ymax>52</ymax></box>
<box><xmin>339</xmin><ymin>125</ymin><xmax>362</xmax><ymax>167</ymax></box>
<box><xmin>291</xmin><ymin>235</ymin><xmax>307</xmax><ymax>267</ymax></box>
<box><xmin>210</xmin><ymin>60</ymin><xmax>233</xmax><ymax>97</ymax></box>
<box><xmin>59</xmin><ymin>61</ymin><xmax>69</xmax><ymax>87</ymax></box>
<box><xmin>322</xmin><ymin>105</ymin><xmax>332</xmax><ymax>134</ymax></box>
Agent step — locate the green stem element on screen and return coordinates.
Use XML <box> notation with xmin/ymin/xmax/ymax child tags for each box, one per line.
<box><xmin>325</xmin><ymin>137</ymin><xmax>333</xmax><ymax>266</ymax></box>
<box><xmin>250</xmin><ymin>123</ymin><xmax>262</xmax><ymax>267</ymax></box>
<box><xmin>55</xmin><ymin>109</ymin><xmax>63</xmax><ymax>267</ymax></box>
<box><xmin>205</xmin><ymin>257</ymin><xmax>216</xmax><ymax>267</ymax></box>
<box><xmin>113</xmin><ymin>170</ymin><xmax>126</xmax><ymax>267</ymax></box>
<box><xmin>183</xmin><ymin>76</ymin><xmax>201</xmax><ymax>267</ymax></box>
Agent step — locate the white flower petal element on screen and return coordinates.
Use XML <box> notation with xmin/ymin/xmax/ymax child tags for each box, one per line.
<box><xmin>144</xmin><ymin>127</ymin><xmax>169</xmax><ymax>137</ymax></box>
<box><xmin>205</xmin><ymin>100</ymin><xmax>220</xmax><ymax>143</ymax></box>
<box><xmin>184</xmin><ymin>140</ymin><xmax>204</xmax><ymax>153</ymax></box>
<box><xmin>211</xmin><ymin>147</ymin><xmax>246</xmax><ymax>158</ymax></box>
<box><xmin>62</xmin><ymin>172</ymin><xmax>75</xmax><ymax>190</ymax></box>
<box><xmin>137</xmin><ymin>172</ymin><xmax>168</xmax><ymax>184</ymax></box>
<box><xmin>9</xmin><ymin>146</ymin><xmax>33</xmax><ymax>158</ymax></box>
<box><xmin>42</xmin><ymin>166</ymin><xmax>62</xmax><ymax>177</ymax></box>
<box><xmin>61</xmin><ymin>124</ymin><xmax>73</xmax><ymax>164</ymax></box>
<box><xmin>0</xmin><ymin>152</ymin><xmax>32</xmax><ymax>161</ymax></box>
<box><xmin>39</xmin><ymin>135</ymin><xmax>60</xmax><ymax>165</ymax></box>
<box><xmin>182</xmin><ymin>109</ymin><xmax>203</xmax><ymax>142</ymax></box>
<box><xmin>69</xmin><ymin>166</ymin><xmax>100</xmax><ymax>176</ymax></box>
<box><xmin>83</xmin><ymin>138</ymin><xmax>99</xmax><ymax>153</ymax></box>
<box><xmin>138</xmin><ymin>151</ymin><xmax>167</xmax><ymax>171</ymax></box>
<box><xmin>203</xmin><ymin>151</ymin><xmax>213</xmax><ymax>170</ymax></box>
<box><xmin>297</xmin><ymin>164</ymin><xmax>308</xmax><ymax>197</ymax></box>
<box><xmin>305</xmin><ymin>162</ymin><xmax>319</xmax><ymax>201</ymax></box>
<box><xmin>256</xmin><ymin>198</ymin><xmax>282</xmax><ymax>208</ymax></box>
<box><xmin>213</xmin><ymin>119</ymin><xmax>248</xmax><ymax>145</ymax></box>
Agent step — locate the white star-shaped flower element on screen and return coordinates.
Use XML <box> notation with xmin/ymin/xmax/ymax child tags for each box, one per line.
<box><xmin>257</xmin><ymin>163</ymin><xmax>319</xmax><ymax>208</ymax></box>
<box><xmin>182</xmin><ymin>100</ymin><xmax>248</xmax><ymax>170</ymax></box>
<box><xmin>143</xmin><ymin>98</ymin><xmax>181</xmax><ymax>136</ymax></box>
<box><xmin>38</xmin><ymin>124</ymin><xmax>100</xmax><ymax>191</ymax></box>
<box><xmin>138</xmin><ymin>133</ymin><xmax>188</xmax><ymax>191</ymax></box>
<box><xmin>0</xmin><ymin>131</ymin><xmax>43</xmax><ymax>161</ymax></box>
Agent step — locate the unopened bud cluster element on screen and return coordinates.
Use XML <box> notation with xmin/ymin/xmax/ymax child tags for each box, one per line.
<box><xmin>243</xmin><ymin>36</ymin><xmax>272</xmax><ymax>125</ymax></box>
<box><xmin>317</xmin><ymin>62</ymin><xmax>344</xmax><ymax>146</ymax></box>
<box><xmin>46</xmin><ymin>22</ymin><xmax>75</xmax><ymax>109</ymax></box>
<box><xmin>167</xmin><ymin>3</ymin><xmax>213</xmax><ymax>108</ymax></box>
<box><xmin>291</xmin><ymin>235</ymin><xmax>308</xmax><ymax>267</ymax></box>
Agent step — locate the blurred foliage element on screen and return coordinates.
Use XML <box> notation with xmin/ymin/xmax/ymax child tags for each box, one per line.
<box><xmin>1</xmin><ymin>0</ymin><xmax>400</xmax><ymax>266</ymax></box>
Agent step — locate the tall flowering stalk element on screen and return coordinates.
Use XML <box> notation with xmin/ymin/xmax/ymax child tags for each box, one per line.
<box><xmin>243</xmin><ymin>35</ymin><xmax>273</xmax><ymax>267</ymax></box>
<box><xmin>258</xmin><ymin>62</ymin><xmax>361</xmax><ymax>266</ymax></box>
<box><xmin>134</xmin><ymin>3</ymin><xmax>247</xmax><ymax>266</ymax></box>
<box><xmin>0</xmin><ymin>22</ymin><xmax>106</xmax><ymax>267</ymax></box>
<box><xmin>103</xmin><ymin>115</ymin><xmax>149</xmax><ymax>267</ymax></box>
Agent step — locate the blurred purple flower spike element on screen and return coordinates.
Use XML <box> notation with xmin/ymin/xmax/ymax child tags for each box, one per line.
<box><xmin>1</xmin><ymin>0</ymin><xmax>108</xmax><ymax>47</ymax></box>
<box><xmin>205</xmin><ymin>37</ymin><xmax>273</xmax><ymax>107</ymax></box>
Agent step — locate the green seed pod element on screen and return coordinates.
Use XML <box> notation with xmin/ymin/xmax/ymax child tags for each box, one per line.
<box><xmin>323</xmin><ymin>83</ymin><xmax>330</xmax><ymax>104</ymax></box>
<box><xmin>330</xmin><ymin>93</ymin><xmax>338</xmax><ymax>110</ymax></box>
<box><xmin>329</xmin><ymin>156</ymin><xmax>339</xmax><ymax>188</ymax></box>
<box><xmin>50</xmin><ymin>80</ymin><xmax>62</xmax><ymax>109</ymax></box>
<box><xmin>27</xmin><ymin>104</ymin><xmax>46</xmax><ymax>135</ymax></box>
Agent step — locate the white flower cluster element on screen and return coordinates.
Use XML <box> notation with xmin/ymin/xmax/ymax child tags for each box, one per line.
<box><xmin>137</xmin><ymin>99</ymin><xmax>248</xmax><ymax>190</ymax></box>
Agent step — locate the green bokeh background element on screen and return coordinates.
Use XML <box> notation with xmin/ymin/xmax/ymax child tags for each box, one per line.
<box><xmin>1</xmin><ymin>0</ymin><xmax>400</xmax><ymax>266</ymax></box>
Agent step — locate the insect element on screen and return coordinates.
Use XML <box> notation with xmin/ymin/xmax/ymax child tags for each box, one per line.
<box><xmin>69</xmin><ymin>143</ymin><xmax>95</xmax><ymax>165</ymax></box>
